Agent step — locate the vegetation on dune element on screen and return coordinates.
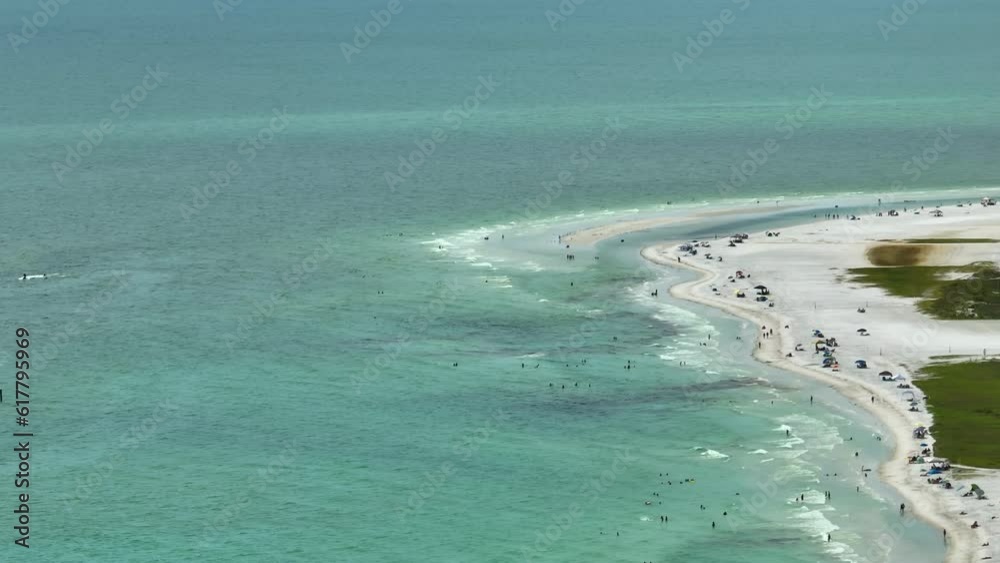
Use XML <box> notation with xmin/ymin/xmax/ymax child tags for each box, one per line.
<box><xmin>918</xmin><ymin>360</ymin><xmax>1000</xmax><ymax>468</ymax></box>
<box><xmin>847</xmin><ymin>263</ymin><xmax>1000</xmax><ymax>319</ymax></box>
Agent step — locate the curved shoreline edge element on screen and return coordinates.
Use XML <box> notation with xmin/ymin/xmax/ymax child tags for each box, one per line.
<box><xmin>640</xmin><ymin>244</ymin><xmax>982</xmax><ymax>563</ymax></box>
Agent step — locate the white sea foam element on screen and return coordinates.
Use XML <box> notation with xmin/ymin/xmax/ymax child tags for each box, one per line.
<box><xmin>790</xmin><ymin>506</ymin><xmax>838</xmax><ymax>535</ymax></box>
<box><xmin>697</xmin><ymin>448</ymin><xmax>730</xmax><ymax>460</ymax></box>
<box><xmin>773</xmin><ymin>463</ymin><xmax>815</xmax><ymax>482</ymax></box>
<box><xmin>750</xmin><ymin>449</ymin><xmax>769</xmax><ymax>455</ymax></box>
<box><xmin>521</xmin><ymin>261</ymin><xmax>545</xmax><ymax>272</ymax></box>
<box><xmin>777</xmin><ymin>414</ymin><xmax>844</xmax><ymax>451</ymax></box>
<box><xmin>789</xmin><ymin>507</ymin><xmax>860</xmax><ymax>562</ymax></box>
<box><xmin>778</xmin><ymin>437</ymin><xmax>806</xmax><ymax>449</ymax></box>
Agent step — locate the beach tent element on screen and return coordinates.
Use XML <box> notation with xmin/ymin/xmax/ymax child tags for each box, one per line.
<box><xmin>855</xmin><ymin>360</ymin><xmax>868</xmax><ymax>368</ymax></box>
<box><xmin>971</xmin><ymin>484</ymin><xmax>986</xmax><ymax>500</ymax></box>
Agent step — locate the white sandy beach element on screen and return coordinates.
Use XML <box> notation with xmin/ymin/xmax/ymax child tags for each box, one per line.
<box><xmin>559</xmin><ymin>203</ymin><xmax>798</xmax><ymax>246</ymax></box>
<box><xmin>634</xmin><ymin>201</ymin><xmax>1000</xmax><ymax>562</ymax></box>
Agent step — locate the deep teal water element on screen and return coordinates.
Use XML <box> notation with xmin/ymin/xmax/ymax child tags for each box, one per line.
<box><xmin>2</xmin><ymin>0</ymin><xmax>997</xmax><ymax>560</ymax></box>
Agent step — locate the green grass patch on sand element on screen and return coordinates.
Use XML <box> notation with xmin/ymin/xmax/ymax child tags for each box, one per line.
<box><xmin>918</xmin><ymin>360</ymin><xmax>1000</xmax><ymax>468</ymax></box>
<box><xmin>847</xmin><ymin>263</ymin><xmax>1000</xmax><ymax>319</ymax></box>
<box><xmin>906</xmin><ymin>238</ymin><xmax>999</xmax><ymax>244</ymax></box>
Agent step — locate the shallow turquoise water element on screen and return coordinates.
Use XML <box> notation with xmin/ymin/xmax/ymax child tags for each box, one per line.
<box><xmin>3</xmin><ymin>0</ymin><xmax>997</xmax><ymax>560</ymax></box>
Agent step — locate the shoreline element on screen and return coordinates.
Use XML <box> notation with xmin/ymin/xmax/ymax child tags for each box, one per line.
<box><xmin>633</xmin><ymin>203</ymin><xmax>1000</xmax><ymax>562</ymax></box>
<box><xmin>642</xmin><ymin>247</ymin><xmax>979</xmax><ymax>562</ymax></box>
<box><xmin>558</xmin><ymin>203</ymin><xmax>800</xmax><ymax>246</ymax></box>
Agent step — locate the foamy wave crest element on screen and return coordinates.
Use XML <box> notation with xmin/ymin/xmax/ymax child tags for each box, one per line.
<box><xmin>695</xmin><ymin>447</ymin><xmax>730</xmax><ymax>460</ymax></box>
<box><xmin>777</xmin><ymin>414</ymin><xmax>844</xmax><ymax>451</ymax></box>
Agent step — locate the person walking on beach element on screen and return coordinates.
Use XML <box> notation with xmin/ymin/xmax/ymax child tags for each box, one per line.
<box><xmin>900</xmin><ymin>503</ymin><xmax>905</xmax><ymax>515</ymax></box>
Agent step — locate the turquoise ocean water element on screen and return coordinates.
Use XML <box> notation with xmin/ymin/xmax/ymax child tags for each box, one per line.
<box><xmin>2</xmin><ymin>0</ymin><xmax>998</xmax><ymax>561</ymax></box>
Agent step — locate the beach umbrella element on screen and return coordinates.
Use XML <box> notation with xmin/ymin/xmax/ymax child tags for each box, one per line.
<box><xmin>879</xmin><ymin>370</ymin><xmax>892</xmax><ymax>376</ymax></box>
<box><xmin>857</xmin><ymin>328</ymin><xmax>867</xmax><ymax>333</ymax></box>
<box><xmin>754</xmin><ymin>285</ymin><xmax>767</xmax><ymax>290</ymax></box>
